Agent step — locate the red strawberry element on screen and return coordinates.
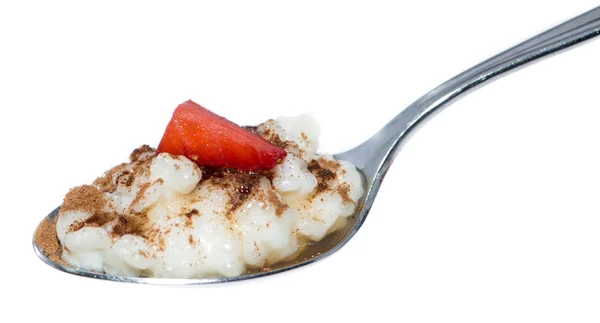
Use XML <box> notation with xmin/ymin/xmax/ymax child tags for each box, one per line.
<box><xmin>157</xmin><ymin>100</ymin><xmax>287</xmax><ymax>171</ymax></box>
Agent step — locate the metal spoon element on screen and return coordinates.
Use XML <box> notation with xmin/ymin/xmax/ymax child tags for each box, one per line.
<box><xmin>33</xmin><ymin>6</ymin><xmax>600</xmax><ymax>284</ymax></box>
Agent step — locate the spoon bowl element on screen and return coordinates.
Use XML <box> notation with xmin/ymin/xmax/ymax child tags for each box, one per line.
<box><xmin>33</xmin><ymin>6</ymin><xmax>600</xmax><ymax>284</ymax></box>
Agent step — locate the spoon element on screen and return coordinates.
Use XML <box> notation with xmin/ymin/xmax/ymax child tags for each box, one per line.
<box><xmin>34</xmin><ymin>6</ymin><xmax>600</xmax><ymax>285</ymax></box>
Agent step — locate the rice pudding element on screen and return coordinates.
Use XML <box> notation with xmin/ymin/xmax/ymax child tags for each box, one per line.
<box><xmin>53</xmin><ymin>109</ymin><xmax>364</xmax><ymax>279</ymax></box>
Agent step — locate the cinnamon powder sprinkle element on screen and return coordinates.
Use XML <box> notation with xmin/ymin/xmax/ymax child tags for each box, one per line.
<box><xmin>34</xmin><ymin>219</ymin><xmax>66</xmax><ymax>266</ymax></box>
<box><xmin>131</xmin><ymin>178</ymin><xmax>166</xmax><ymax>212</ymax></box>
<box><xmin>142</xmin><ymin>226</ymin><xmax>166</xmax><ymax>252</ymax></box>
<box><xmin>157</xmin><ymin>236</ymin><xmax>166</xmax><ymax>252</ymax></box>
<box><xmin>132</xmin><ymin>157</ymin><xmax>153</xmax><ymax>179</ymax></box>
<box><xmin>260</xmin><ymin>127</ymin><xmax>301</xmax><ymax>153</ymax></box>
<box><xmin>69</xmin><ymin>211</ymin><xmax>116</xmax><ymax>233</ymax></box>
<box><xmin>261</xmin><ymin>128</ymin><xmax>287</xmax><ymax>149</ymax></box>
<box><xmin>202</xmin><ymin>169</ymin><xmax>265</xmax><ymax>218</ymax></box>
<box><xmin>60</xmin><ymin>185</ymin><xmax>106</xmax><ymax>215</ymax></box>
<box><xmin>129</xmin><ymin>144</ymin><xmax>155</xmax><ymax>162</ymax></box>
<box><xmin>93</xmin><ymin>163</ymin><xmax>127</xmax><ymax>193</ymax></box>
<box><xmin>336</xmin><ymin>183</ymin><xmax>354</xmax><ymax>205</ymax></box>
<box><xmin>111</xmin><ymin>215</ymin><xmax>146</xmax><ymax>238</ymax></box>
<box><xmin>131</xmin><ymin>182</ymin><xmax>151</xmax><ymax>208</ymax></box>
<box><xmin>184</xmin><ymin>209</ymin><xmax>199</xmax><ymax>227</ymax></box>
<box><xmin>94</xmin><ymin>145</ymin><xmax>155</xmax><ymax>193</ymax></box>
<box><xmin>266</xmin><ymin>188</ymin><xmax>288</xmax><ymax>216</ymax></box>
<box><xmin>307</xmin><ymin>160</ymin><xmax>337</xmax><ymax>194</ymax></box>
<box><xmin>315</xmin><ymin>157</ymin><xmax>340</xmax><ymax>172</ymax></box>
<box><xmin>116</xmin><ymin>171</ymin><xmax>134</xmax><ymax>187</ymax></box>
<box><xmin>185</xmin><ymin>209</ymin><xmax>199</xmax><ymax>218</ymax></box>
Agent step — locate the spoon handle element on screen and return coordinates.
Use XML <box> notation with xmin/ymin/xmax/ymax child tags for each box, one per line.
<box><xmin>337</xmin><ymin>6</ymin><xmax>600</xmax><ymax>181</ymax></box>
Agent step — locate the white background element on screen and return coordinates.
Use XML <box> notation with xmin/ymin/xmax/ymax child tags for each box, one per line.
<box><xmin>2</xmin><ymin>1</ymin><xmax>600</xmax><ymax>322</ymax></box>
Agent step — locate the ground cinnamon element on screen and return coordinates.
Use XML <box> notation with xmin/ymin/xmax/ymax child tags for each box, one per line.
<box><xmin>34</xmin><ymin>218</ymin><xmax>66</xmax><ymax>266</ymax></box>
<box><xmin>60</xmin><ymin>185</ymin><xmax>106</xmax><ymax>215</ymax></box>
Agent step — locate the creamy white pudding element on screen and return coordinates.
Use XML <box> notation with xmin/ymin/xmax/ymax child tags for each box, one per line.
<box><xmin>55</xmin><ymin>114</ymin><xmax>364</xmax><ymax>278</ymax></box>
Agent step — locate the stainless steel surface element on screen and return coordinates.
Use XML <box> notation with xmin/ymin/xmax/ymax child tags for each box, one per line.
<box><xmin>33</xmin><ymin>6</ymin><xmax>600</xmax><ymax>285</ymax></box>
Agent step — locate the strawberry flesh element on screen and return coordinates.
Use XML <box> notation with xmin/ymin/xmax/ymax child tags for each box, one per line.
<box><xmin>157</xmin><ymin>100</ymin><xmax>287</xmax><ymax>171</ymax></box>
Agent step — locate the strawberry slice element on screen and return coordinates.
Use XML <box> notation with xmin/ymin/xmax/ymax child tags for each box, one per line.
<box><xmin>157</xmin><ymin>100</ymin><xmax>287</xmax><ymax>171</ymax></box>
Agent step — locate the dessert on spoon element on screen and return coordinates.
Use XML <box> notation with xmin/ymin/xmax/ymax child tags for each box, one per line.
<box><xmin>36</xmin><ymin>100</ymin><xmax>364</xmax><ymax>279</ymax></box>
<box><xmin>33</xmin><ymin>6</ymin><xmax>600</xmax><ymax>284</ymax></box>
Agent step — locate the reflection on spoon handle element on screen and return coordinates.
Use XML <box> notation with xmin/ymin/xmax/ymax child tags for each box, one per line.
<box><xmin>337</xmin><ymin>6</ymin><xmax>600</xmax><ymax>180</ymax></box>
<box><xmin>472</xmin><ymin>7</ymin><xmax>600</xmax><ymax>79</ymax></box>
